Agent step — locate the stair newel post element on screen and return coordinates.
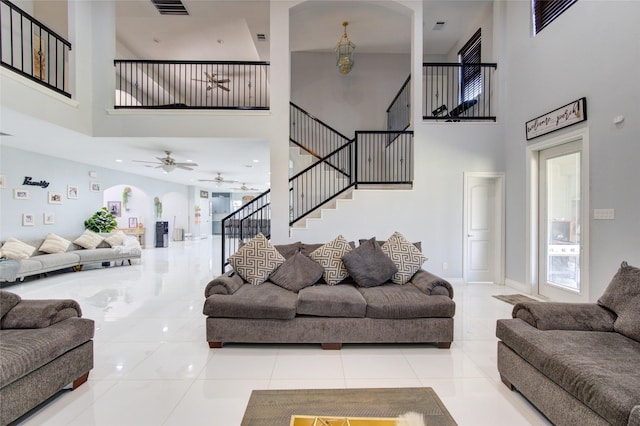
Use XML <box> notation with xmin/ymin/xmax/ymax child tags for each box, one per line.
<box><xmin>353</xmin><ymin>134</ymin><xmax>359</xmax><ymax>189</ymax></box>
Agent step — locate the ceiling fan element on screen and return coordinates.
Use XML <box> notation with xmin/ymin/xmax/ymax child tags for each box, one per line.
<box><xmin>232</xmin><ymin>183</ymin><xmax>260</xmax><ymax>191</ymax></box>
<box><xmin>198</xmin><ymin>172</ymin><xmax>238</xmax><ymax>186</ymax></box>
<box><xmin>193</xmin><ymin>72</ymin><xmax>230</xmax><ymax>92</ymax></box>
<box><xmin>133</xmin><ymin>151</ymin><xmax>198</xmax><ymax>173</ymax></box>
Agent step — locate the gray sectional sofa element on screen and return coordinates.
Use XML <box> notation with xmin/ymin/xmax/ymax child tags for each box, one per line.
<box><xmin>204</xmin><ymin>237</ymin><xmax>455</xmax><ymax>349</ymax></box>
<box><xmin>496</xmin><ymin>261</ymin><xmax>640</xmax><ymax>426</ymax></box>
<box><xmin>0</xmin><ymin>290</ymin><xmax>94</xmax><ymax>425</ymax></box>
<box><xmin>0</xmin><ymin>232</ymin><xmax>142</xmax><ymax>283</ymax></box>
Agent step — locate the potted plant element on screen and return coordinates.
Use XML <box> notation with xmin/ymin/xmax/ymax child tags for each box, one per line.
<box><xmin>122</xmin><ymin>187</ymin><xmax>132</xmax><ymax>211</ymax></box>
<box><xmin>84</xmin><ymin>207</ymin><xmax>118</xmax><ymax>233</ymax></box>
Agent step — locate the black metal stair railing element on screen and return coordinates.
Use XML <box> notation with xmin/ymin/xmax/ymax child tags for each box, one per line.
<box><xmin>0</xmin><ymin>0</ymin><xmax>72</xmax><ymax>97</ymax></box>
<box><xmin>423</xmin><ymin>62</ymin><xmax>497</xmax><ymax>121</ymax></box>
<box><xmin>290</xmin><ymin>102</ymin><xmax>351</xmax><ymax>163</ymax></box>
<box><xmin>386</xmin><ymin>75</ymin><xmax>411</xmax><ymax>131</ymax></box>
<box><xmin>221</xmin><ymin>190</ymin><xmax>270</xmax><ymax>272</ymax></box>
<box><xmin>114</xmin><ymin>60</ymin><xmax>269</xmax><ymax>110</ymax></box>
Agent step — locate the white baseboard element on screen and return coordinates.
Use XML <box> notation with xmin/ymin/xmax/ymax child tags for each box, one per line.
<box><xmin>505</xmin><ymin>278</ymin><xmax>530</xmax><ymax>294</ymax></box>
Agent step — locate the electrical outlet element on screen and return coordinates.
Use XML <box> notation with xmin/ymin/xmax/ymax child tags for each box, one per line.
<box><xmin>442</xmin><ymin>262</ymin><xmax>448</xmax><ymax>270</ymax></box>
<box><xmin>594</xmin><ymin>209</ymin><xmax>615</xmax><ymax>220</ymax></box>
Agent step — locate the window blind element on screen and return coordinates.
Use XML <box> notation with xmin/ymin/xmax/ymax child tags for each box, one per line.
<box><xmin>458</xmin><ymin>29</ymin><xmax>481</xmax><ymax>102</ymax></box>
<box><xmin>533</xmin><ymin>0</ymin><xmax>578</xmax><ymax>34</ymax></box>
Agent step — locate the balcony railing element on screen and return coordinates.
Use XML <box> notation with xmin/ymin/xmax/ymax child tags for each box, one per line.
<box><xmin>114</xmin><ymin>60</ymin><xmax>269</xmax><ymax>110</ymax></box>
<box><xmin>423</xmin><ymin>62</ymin><xmax>497</xmax><ymax>122</ymax></box>
<box><xmin>386</xmin><ymin>75</ymin><xmax>411</xmax><ymax>131</ymax></box>
<box><xmin>0</xmin><ymin>0</ymin><xmax>72</xmax><ymax>97</ymax></box>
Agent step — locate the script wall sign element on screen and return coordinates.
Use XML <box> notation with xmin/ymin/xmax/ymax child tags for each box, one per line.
<box><xmin>526</xmin><ymin>97</ymin><xmax>587</xmax><ymax>141</ymax></box>
<box><xmin>23</xmin><ymin>176</ymin><xmax>50</xmax><ymax>188</ymax></box>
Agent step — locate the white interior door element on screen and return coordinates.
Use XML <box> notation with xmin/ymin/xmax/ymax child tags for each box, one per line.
<box><xmin>538</xmin><ymin>140</ymin><xmax>587</xmax><ymax>301</ymax></box>
<box><xmin>464</xmin><ymin>173</ymin><xmax>504</xmax><ymax>283</ymax></box>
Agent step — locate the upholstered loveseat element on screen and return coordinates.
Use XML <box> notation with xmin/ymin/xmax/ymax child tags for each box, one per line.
<box><xmin>0</xmin><ymin>290</ymin><xmax>95</xmax><ymax>425</ymax></box>
<box><xmin>0</xmin><ymin>230</ymin><xmax>142</xmax><ymax>283</ymax></box>
<box><xmin>496</xmin><ymin>261</ymin><xmax>640</xmax><ymax>426</ymax></box>
<box><xmin>203</xmin><ymin>233</ymin><xmax>455</xmax><ymax>349</ymax></box>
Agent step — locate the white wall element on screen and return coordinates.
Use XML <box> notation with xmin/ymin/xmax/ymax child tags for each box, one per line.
<box><xmin>291</xmin><ymin>52</ymin><xmax>411</xmax><ymax>137</ymax></box>
<box><xmin>499</xmin><ymin>1</ymin><xmax>640</xmax><ymax>298</ymax></box>
<box><xmin>0</xmin><ymin>146</ymin><xmax>189</xmax><ymax>247</ymax></box>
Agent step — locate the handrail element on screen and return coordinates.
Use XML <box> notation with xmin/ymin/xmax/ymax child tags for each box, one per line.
<box><xmin>386</xmin><ymin>75</ymin><xmax>411</xmax><ymax>113</ymax></box>
<box><xmin>423</xmin><ymin>62</ymin><xmax>498</xmax><ymax>122</ymax></box>
<box><xmin>289</xmin><ymin>140</ymin><xmax>353</xmax><ymax>182</ymax></box>
<box><xmin>290</xmin><ymin>102</ymin><xmax>351</xmax><ymax>141</ymax></box>
<box><xmin>114</xmin><ymin>60</ymin><xmax>270</xmax><ymax>110</ymax></box>
<box><xmin>0</xmin><ymin>0</ymin><xmax>72</xmax><ymax>98</ymax></box>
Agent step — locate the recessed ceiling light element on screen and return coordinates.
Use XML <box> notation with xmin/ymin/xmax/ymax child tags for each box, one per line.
<box><xmin>253</xmin><ymin>159</ymin><xmax>259</xmax><ymax>163</ymax></box>
<box><xmin>217</xmin><ymin>39</ymin><xmax>224</xmax><ymax>45</ymax></box>
<box><xmin>115</xmin><ymin>159</ymin><xmax>123</xmax><ymax>163</ymax></box>
<box><xmin>186</xmin><ymin>159</ymin><xmax>193</xmax><ymax>163</ymax></box>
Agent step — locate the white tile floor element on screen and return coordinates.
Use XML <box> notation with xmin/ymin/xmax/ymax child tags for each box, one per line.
<box><xmin>7</xmin><ymin>237</ymin><xmax>551</xmax><ymax>426</ymax></box>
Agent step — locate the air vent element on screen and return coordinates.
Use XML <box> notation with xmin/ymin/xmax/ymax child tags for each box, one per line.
<box><xmin>151</xmin><ymin>0</ymin><xmax>188</xmax><ymax>15</ymax></box>
<box><xmin>256</xmin><ymin>33</ymin><xmax>267</xmax><ymax>42</ymax></box>
<box><xmin>432</xmin><ymin>21</ymin><xmax>446</xmax><ymax>31</ymax></box>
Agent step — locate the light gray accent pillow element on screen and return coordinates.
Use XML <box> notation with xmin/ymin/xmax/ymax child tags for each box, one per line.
<box><xmin>228</xmin><ymin>233</ymin><xmax>285</xmax><ymax>286</ymax></box>
<box><xmin>309</xmin><ymin>235</ymin><xmax>353</xmax><ymax>285</ymax></box>
<box><xmin>381</xmin><ymin>231</ymin><xmax>427</xmax><ymax>284</ymax></box>
<box><xmin>597</xmin><ymin>261</ymin><xmax>640</xmax><ymax>342</ymax></box>
<box><xmin>342</xmin><ymin>238</ymin><xmax>397</xmax><ymax>287</ymax></box>
<box><xmin>269</xmin><ymin>252</ymin><xmax>324</xmax><ymax>292</ymax></box>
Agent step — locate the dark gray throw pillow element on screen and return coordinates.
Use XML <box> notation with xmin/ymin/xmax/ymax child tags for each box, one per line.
<box><xmin>342</xmin><ymin>238</ymin><xmax>398</xmax><ymax>288</ymax></box>
<box><xmin>597</xmin><ymin>261</ymin><xmax>640</xmax><ymax>342</ymax></box>
<box><xmin>269</xmin><ymin>251</ymin><xmax>324</xmax><ymax>292</ymax></box>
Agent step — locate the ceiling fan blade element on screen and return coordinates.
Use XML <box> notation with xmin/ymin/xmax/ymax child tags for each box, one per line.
<box><xmin>215</xmin><ymin>79</ymin><xmax>230</xmax><ymax>84</ymax></box>
<box><xmin>218</xmin><ymin>85</ymin><xmax>230</xmax><ymax>92</ymax></box>
<box><xmin>175</xmin><ymin>162</ymin><xmax>198</xmax><ymax>167</ymax></box>
<box><xmin>197</xmin><ymin>179</ymin><xmax>217</xmax><ymax>182</ymax></box>
<box><xmin>133</xmin><ymin>160</ymin><xmax>161</xmax><ymax>164</ymax></box>
<box><xmin>177</xmin><ymin>165</ymin><xmax>194</xmax><ymax>171</ymax></box>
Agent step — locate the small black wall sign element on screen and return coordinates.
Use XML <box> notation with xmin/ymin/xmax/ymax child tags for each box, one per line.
<box><xmin>23</xmin><ymin>176</ymin><xmax>50</xmax><ymax>188</ymax></box>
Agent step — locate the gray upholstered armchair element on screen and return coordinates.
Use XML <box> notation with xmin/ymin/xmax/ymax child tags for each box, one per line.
<box><xmin>0</xmin><ymin>290</ymin><xmax>94</xmax><ymax>425</ymax></box>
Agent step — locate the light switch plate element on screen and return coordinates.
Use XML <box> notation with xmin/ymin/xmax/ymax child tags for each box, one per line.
<box><xmin>593</xmin><ymin>209</ymin><xmax>615</xmax><ymax>220</ymax></box>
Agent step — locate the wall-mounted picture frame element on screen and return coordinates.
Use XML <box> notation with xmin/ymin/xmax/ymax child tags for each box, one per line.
<box><xmin>14</xmin><ymin>189</ymin><xmax>29</xmax><ymax>200</ymax></box>
<box><xmin>128</xmin><ymin>217</ymin><xmax>138</xmax><ymax>228</ymax></box>
<box><xmin>107</xmin><ymin>201</ymin><xmax>121</xmax><ymax>217</ymax></box>
<box><xmin>48</xmin><ymin>192</ymin><xmax>63</xmax><ymax>204</ymax></box>
<box><xmin>22</xmin><ymin>213</ymin><xmax>34</xmax><ymax>226</ymax></box>
<box><xmin>0</xmin><ymin>174</ymin><xmax>6</xmax><ymax>188</ymax></box>
<box><xmin>526</xmin><ymin>97</ymin><xmax>587</xmax><ymax>141</ymax></box>
<box><xmin>200</xmin><ymin>190</ymin><xmax>209</xmax><ymax>199</ymax></box>
<box><xmin>44</xmin><ymin>212</ymin><xmax>55</xmax><ymax>225</ymax></box>
<box><xmin>90</xmin><ymin>181</ymin><xmax>101</xmax><ymax>192</ymax></box>
<box><xmin>67</xmin><ymin>185</ymin><xmax>79</xmax><ymax>199</ymax></box>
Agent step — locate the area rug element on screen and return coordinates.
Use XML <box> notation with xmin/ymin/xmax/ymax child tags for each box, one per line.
<box><xmin>241</xmin><ymin>387</ymin><xmax>457</xmax><ymax>426</ymax></box>
<box><xmin>492</xmin><ymin>294</ymin><xmax>541</xmax><ymax>305</ymax></box>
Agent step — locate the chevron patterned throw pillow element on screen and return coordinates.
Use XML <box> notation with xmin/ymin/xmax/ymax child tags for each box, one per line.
<box><xmin>228</xmin><ymin>233</ymin><xmax>285</xmax><ymax>285</ymax></box>
<box><xmin>309</xmin><ymin>235</ymin><xmax>352</xmax><ymax>285</ymax></box>
<box><xmin>381</xmin><ymin>231</ymin><xmax>427</xmax><ymax>284</ymax></box>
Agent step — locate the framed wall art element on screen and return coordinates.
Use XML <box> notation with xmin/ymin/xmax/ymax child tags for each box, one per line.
<box><xmin>44</xmin><ymin>212</ymin><xmax>55</xmax><ymax>225</ymax></box>
<box><xmin>107</xmin><ymin>201</ymin><xmax>121</xmax><ymax>217</ymax></box>
<box><xmin>14</xmin><ymin>189</ymin><xmax>29</xmax><ymax>200</ymax></box>
<box><xmin>129</xmin><ymin>217</ymin><xmax>138</xmax><ymax>228</ymax></box>
<box><xmin>526</xmin><ymin>97</ymin><xmax>587</xmax><ymax>141</ymax></box>
<box><xmin>67</xmin><ymin>185</ymin><xmax>79</xmax><ymax>199</ymax></box>
<box><xmin>22</xmin><ymin>213</ymin><xmax>34</xmax><ymax>226</ymax></box>
<box><xmin>48</xmin><ymin>192</ymin><xmax>63</xmax><ymax>204</ymax></box>
<box><xmin>90</xmin><ymin>181</ymin><xmax>101</xmax><ymax>192</ymax></box>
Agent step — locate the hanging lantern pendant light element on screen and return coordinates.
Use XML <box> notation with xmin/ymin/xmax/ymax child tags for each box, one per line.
<box><xmin>336</xmin><ymin>21</ymin><xmax>355</xmax><ymax>75</ymax></box>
